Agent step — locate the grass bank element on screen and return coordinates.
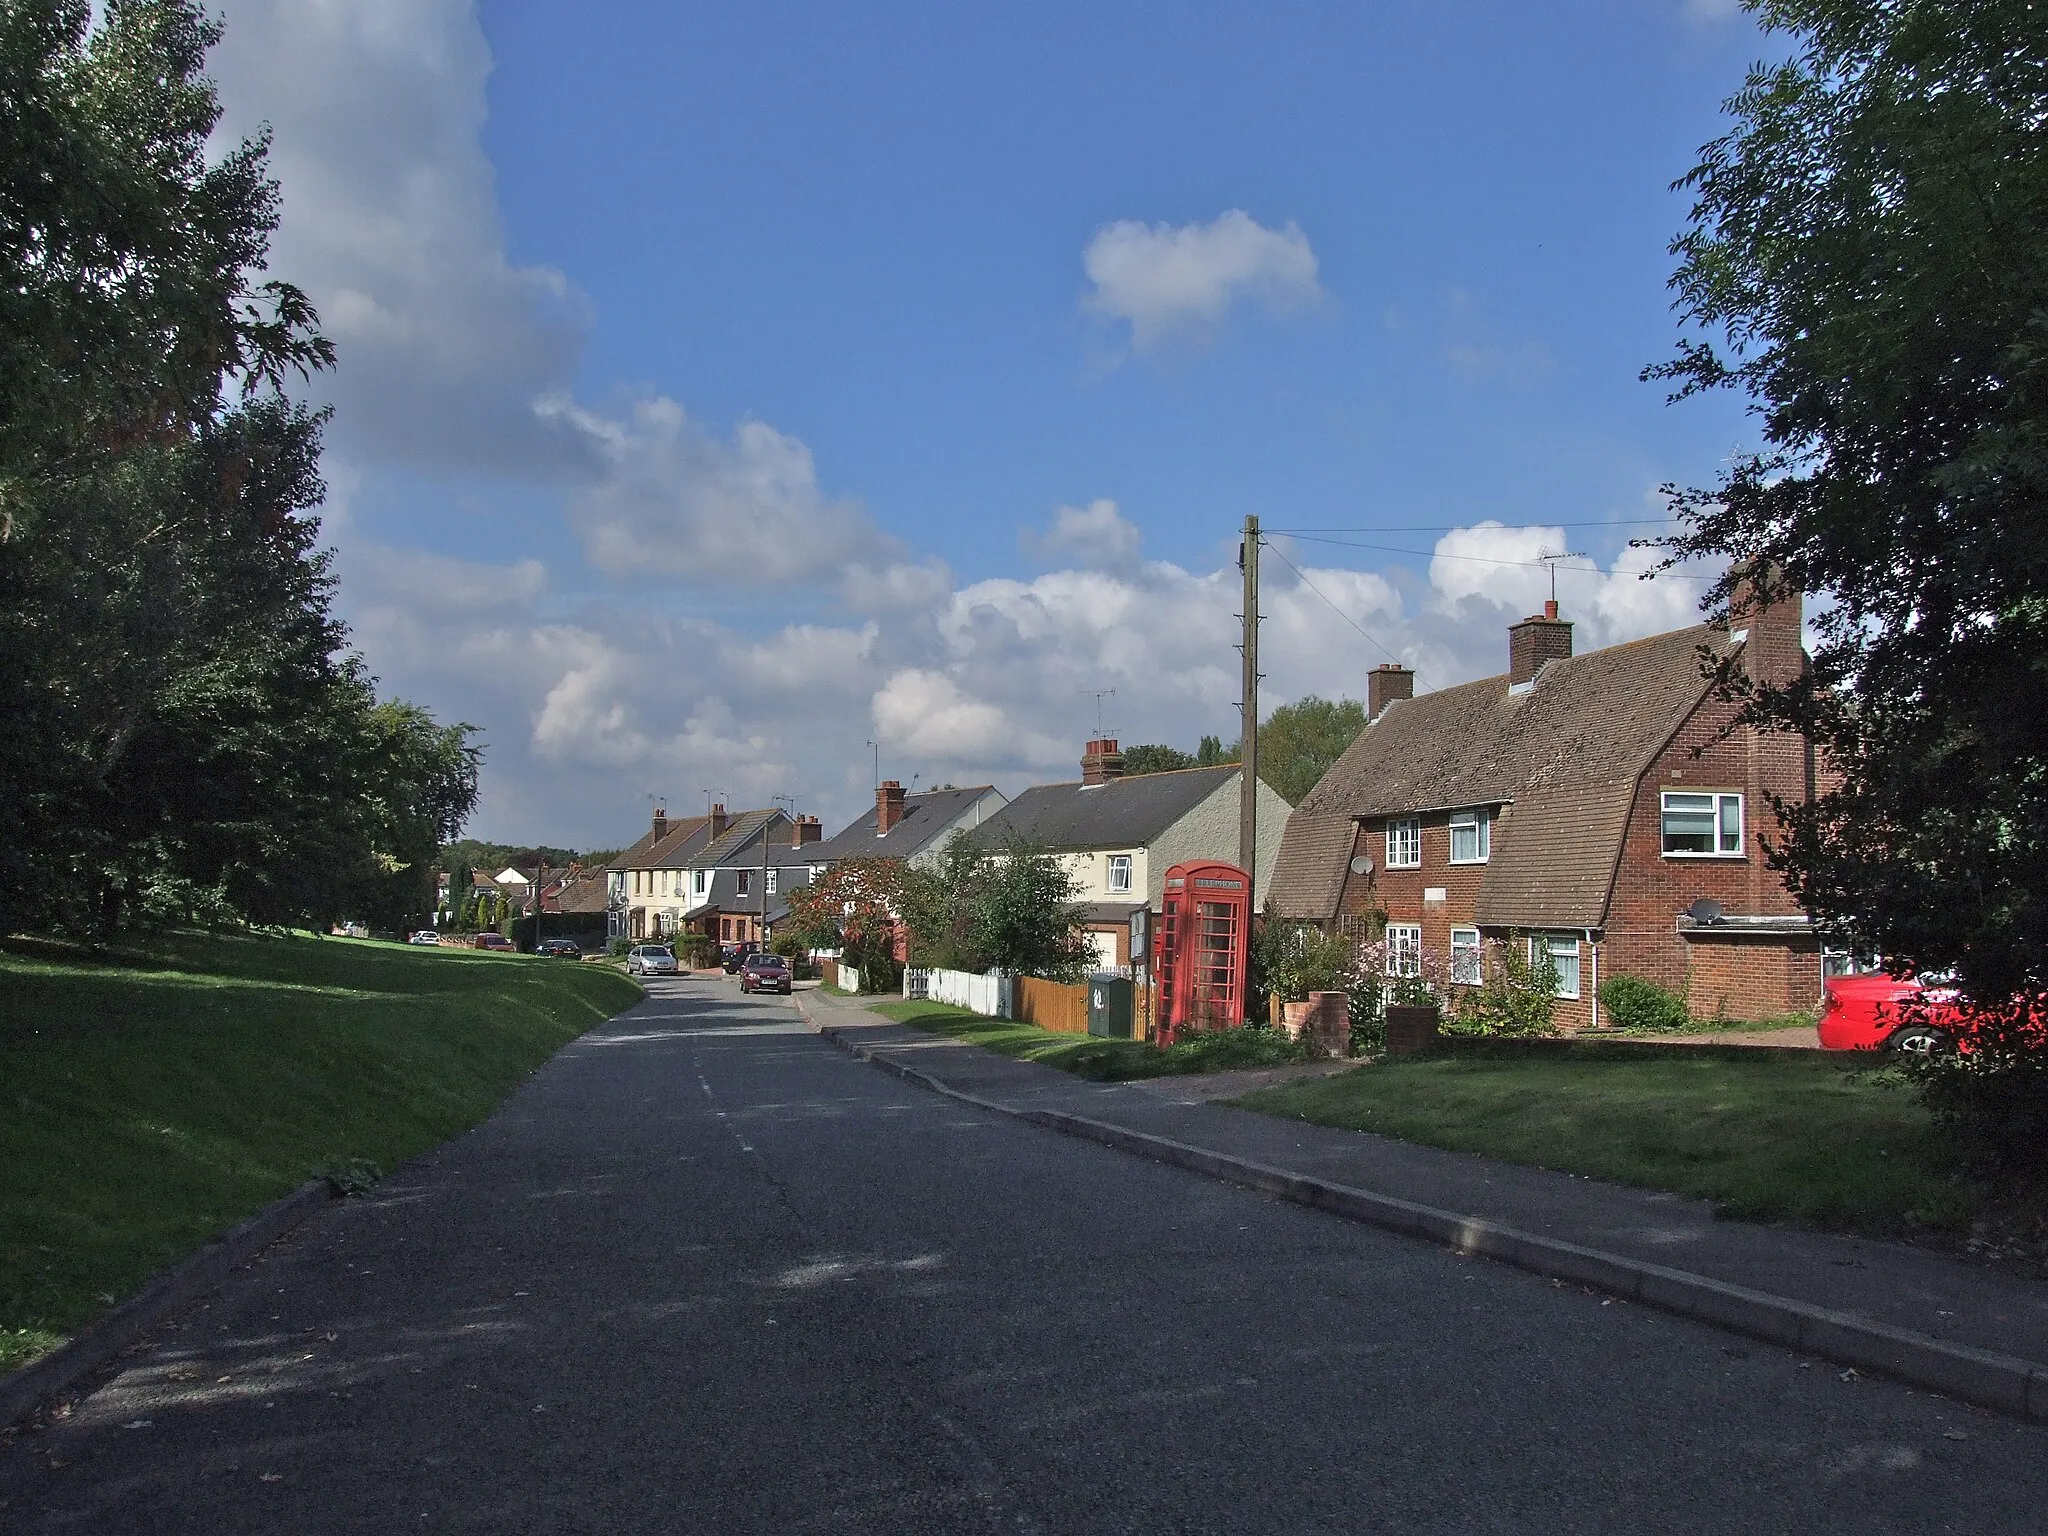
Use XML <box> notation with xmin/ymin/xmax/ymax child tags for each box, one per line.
<box><xmin>1</xmin><ymin>930</ymin><xmax>641</xmax><ymax>1377</ymax></box>
<box><xmin>1237</xmin><ymin>1040</ymin><xmax>1969</xmax><ymax>1236</ymax></box>
<box><xmin>871</xmin><ymin>1001</ymin><xmax>1307</xmax><ymax>1081</ymax></box>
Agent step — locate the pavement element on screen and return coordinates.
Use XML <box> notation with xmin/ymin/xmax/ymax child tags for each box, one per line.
<box><xmin>4</xmin><ymin>977</ymin><xmax>2045</xmax><ymax>1533</ymax></box>
<box><xmin>797</xmin><ymin>989</ymin><xmax>2048</xmax><ymax>1378</ymax></box>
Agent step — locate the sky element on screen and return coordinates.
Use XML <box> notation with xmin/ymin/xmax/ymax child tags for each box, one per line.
<box><xmin>203</xmin><ymin>0</ymin><xmax>1775</xmax><ymax>850</ymax></box>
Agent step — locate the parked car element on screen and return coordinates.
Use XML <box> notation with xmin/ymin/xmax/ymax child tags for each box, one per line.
<box><xmin>720</xmin><ymin>942</ymin><xmax>758</xmax><ymax>974</ymax></box>
<box><xmin>472</xmin><ymin>932</ymin><xmax>515</xmax><ymax>952</ymax></box>
<box><xmin>1819</xmin><ymin>971</ymin><xmax>2046</xmax><ymax>1054</ymax></box>
<box><xmin>535</xmin><ymin>938</ymin><xmax>582</xmax><ymax>958</ymax></box>
<box><xmin>626</xmin><ymin>944</ymin><xmax>678</xmax><ymax>977</ymax></box>
<box><xmin>408</xmin><ymin>930</ymin><xmax>441</xmax><ymax>946</ymax></box>
<box><xmin>738</xmin><ymin>952</ymin><xmax>792</xmax><ymax>995</ymax></box>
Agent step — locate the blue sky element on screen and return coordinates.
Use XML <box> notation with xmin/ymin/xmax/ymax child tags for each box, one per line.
<box><xmin>206</xmin><ymin>0</ymin><xmax>1772</xmax><ymax>847</ymax></box>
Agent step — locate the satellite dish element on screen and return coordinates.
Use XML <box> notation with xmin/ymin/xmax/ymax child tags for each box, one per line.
<box><xmin>1349</xmin><ymin>856</ymin><xmax>1374</xmax><ymax>876</ymax></box>
<box><xmin>1685</xmin><ymin>897</ymin><xmax>1725</xmax><ymax>925</ymax></box>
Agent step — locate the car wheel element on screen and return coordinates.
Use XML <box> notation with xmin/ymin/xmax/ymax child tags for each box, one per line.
<box><xmin>1888</xmin><ymin>1023</ymin><xmax>1951</xmax><ymax>1056</ymax></box>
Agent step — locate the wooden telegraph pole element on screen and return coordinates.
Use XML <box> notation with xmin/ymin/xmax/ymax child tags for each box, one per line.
<box><xmin>1239</xmin><ymin>514</ymin><xmax>1260</xmax><ymax>884</ymax></box>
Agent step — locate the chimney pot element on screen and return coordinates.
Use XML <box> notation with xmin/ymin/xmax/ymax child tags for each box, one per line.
<box><xmin>1081</xmin><ymin>738</ymin><xmax>1124</xmax><ymax>785</ymax></box>
<box><xmin>793</xmin><ymin>814</ymin><xmax>821</xmax><ymax>846</ymax></box>
<box><xmin>876</xmin><ymin>780</ymin><xmax>907</xmax><ymax>835</ymax></box>
<box><xmin>1368</xmin><ymin>663</ymin><xmax>1414</xmax><ymax>720</ymax></box>
<box><xmin>651</xmin><ymin>806</ymin><xmax>668</xmax><ymax>842</ymax></box>
<box><xmin>709</xmin><ymin>803</ymin><xmax>728</xmax><ymax>841</ymax></box>
<box><xmin>1508</xmin><ymin>611</ymin><xmax>1574</xmax><ymax>688</ymax></box>
<box><xmin>1543</xmin><ymin>598</ymin><xmax>1559</xmax><ymax>621</ymax></box>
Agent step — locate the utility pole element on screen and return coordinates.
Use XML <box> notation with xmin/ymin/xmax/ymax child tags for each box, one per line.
<box><xmin>1239</xmin><ymin>514</ymin><xmax>1260</xmax><ymax>888</ymax></box>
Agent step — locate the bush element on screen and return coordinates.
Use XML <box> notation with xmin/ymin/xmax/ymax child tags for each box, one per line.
<box><xmin>1164</xmin><ymin>1025</ymin><xmax>1309</xmax><ymax>1074</ymax></box>
<box><xmin>675</xmin><ymin>933</ymin><xmax>718</xmax><ymax>967</ymax></box>
<box><xmin>1598</xmin><ymin>974</ymin><xmax>1691</xmax><ymax>1033</ymax></box>
<box><xmin>607</xmin><ymin>935</ymin><xmax>632</xmax><ymax>957</ymax></box>
<box><xmin>1446</xmin><ymin>933</ymin><xmax>1559</xmax><ymax>1038</ymax></box>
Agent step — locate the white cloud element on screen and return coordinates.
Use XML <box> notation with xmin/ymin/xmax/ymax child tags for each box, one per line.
<box><xmin>1022</xmin><ymin>498</ymin><xmax>1142</xmax><ymax>569</ymax></box>
<box><xmin>209</xmin><ymin>0</ymin><xmax>594</xmax><ymax>480</ymax></box>
<box><xmin>1082</xmin><ymin>210</ymin><xmax>1322</xmax><ymax>352</ymax></box>
<box><xmin>1427</xmin><ymin>519</ymin><xmax>1706</xmax><ymax>652</ymax></box>
<box><xmin>547</xmin><ymin>395</ymin><xmax>886</xmax><ymax>583</ymax></box>
<box><xmin>842</xmin><ymin>559</ymin><xmax>955</xmax><ymax>615</ymax></box>
<box><xmin>872</xmin><ymin>671</ymin><xmax>1066</xmax><ymax>766</ymax></box>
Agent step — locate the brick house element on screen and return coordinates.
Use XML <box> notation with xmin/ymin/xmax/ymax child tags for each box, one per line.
<box><xmin>1266</xmin><ymin>576</ymin><xmax>1821</xmax><ymax>1027</ymax></box>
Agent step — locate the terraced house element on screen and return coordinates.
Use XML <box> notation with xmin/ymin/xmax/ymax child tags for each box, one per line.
<box><xmin>1267</xmin><ymin>572</ymin><xmax>1822</xmax><ymax>1027</ymax></box>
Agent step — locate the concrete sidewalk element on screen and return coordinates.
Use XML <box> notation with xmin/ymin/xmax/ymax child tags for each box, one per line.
<box><xmin>797</xmin><ymin>988</ymin><xmax>2048</xmax><ymax>1419</ymax></box>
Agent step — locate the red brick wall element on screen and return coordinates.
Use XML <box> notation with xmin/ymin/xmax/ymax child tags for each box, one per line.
<box><xmin>1684</xmin><ymin>933</ymin><xmax>1824</xmax><ymax>1020</ymax></box>
<box><xmin>1337</xmin><ymin>811</ymin><xmax>1487</xmax><ymax>958</ymax></box>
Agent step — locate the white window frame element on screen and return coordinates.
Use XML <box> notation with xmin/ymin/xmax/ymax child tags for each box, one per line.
<box><xmin>1385</xmin><ymin>923</ymin><xmax>1422</xmax><ymax>978</ymax></box>
<box><xmin>1450</xmin><ymin>927</ymin><xmax>1482</xmax><ymax>986</ymax></box>
<box><xmin>694</xmin><ymin>868</ymin><xmax>707</xmax><ymax>895</ymax></box>
<box><xmin>766</xmin><ymin>868</ymin><xmax>779</xmax><ymax>895</ymax></box>
<box><xmin>1529</xmin><ymin>932</ymin><xmax>1582</xmax><ymax>1000</ymax></box>
<box><xmin>738</xmin><ymin>870</ymin><xmax>752</xmax><ymax>896</ymax></box>
<box><xmin>1660</xmin><ymin>790</ymin><xmax>1744</xmax><ymax>858</ymax></box>
<box><xmin>1106</xmin><ymin>854</ymin><xmax>1133</xmax><ymax>894</ymax></box>
<box><xmin>1448</xmin><ymin>808</ymin><xmax>1491</xmax><ymax>865</ymax></box>
<box><xmin>1385</xmin><ymin>818</ymin><xmax>1422</xmax><ymax>870</ymax></box>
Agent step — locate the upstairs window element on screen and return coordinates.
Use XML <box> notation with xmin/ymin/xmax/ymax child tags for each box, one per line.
<box><xmin>738</xmin><ymin>870</ymin><xmax>752</xmax><ymax>895</ymax></box>
<box><xmin>1385</xmin><ymin>818</ymin><xmax>1421</xmax><ymax>870</ymax></box>
<box><xmin>1107</xmin><ymin>854</ymin><xmax>1133</xmax><ymax>893</ymax></box>
<box><xmin>766</xmin><ymin>868</ymin><xmax>779</xmax><ymax>895</ymax></box>
<box><xmin>1448</xmin><ymin>809</ymin><xmax>1491</xmax><ymax>865</ymax></box>
<box><xmin>694</xmin><ymin>869</ymin><xmax>707</xmax><ymax>895</ymax></box>
<box><xmin>1662</xmin><ymin>791</ymin><xmax>1743</xmax><ymax>857</ymax></box>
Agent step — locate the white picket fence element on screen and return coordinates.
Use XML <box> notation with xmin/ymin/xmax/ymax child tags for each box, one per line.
<box><xmin>904</xmin><ymin>966</ymin><xmax>1012</xmax><ymax>1019</ymax></box>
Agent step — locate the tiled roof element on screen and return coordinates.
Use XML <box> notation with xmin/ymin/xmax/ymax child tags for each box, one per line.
<box><xmin>606</xmin><ymin>815</ymin><xmax>712</xmax><ymax>873</ymax></box>
<box><xmin>550</xmin><ymin>872</ymin><xmax>610</xmax><ymax>915</ymax></box>
<box><xmin>965</xmin><ymin>765</ymin><xmax>1238</xmax><ymax>853</ymax></box>
<box><xmin>807</xmin><ymin>787</ymin><xmax>1001</xmax><ymax>863</ymax></box>
<box><xmin>1265</xmin><ymin>812</ymin><xmax>1357</xmax><ymax>921</ymax></box>
<box><xmin>1274</xmin><ymin>623</ymin><xmax>1740</xmax><ymax>929</ymax></box>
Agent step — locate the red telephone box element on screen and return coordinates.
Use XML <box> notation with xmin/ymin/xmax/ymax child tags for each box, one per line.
<box><xmin>1152</xmin><ymin>861</ymin><xmax>1252</xmax><ymax>1041</ymax></box>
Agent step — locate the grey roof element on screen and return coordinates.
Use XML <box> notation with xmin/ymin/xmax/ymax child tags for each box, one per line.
<box><xmin>808</xmin><ymin>787</ymin><xmax>999</xmax><ymax>862</ymax></box>
<box><xmin>679</xmin><ymin>864</ymin><xmax>812</xmax><ymax>919</ymax></box>
<box><xmin>966</xmin><ymin>766</ymin><xmax>1237</xmax><ymax>853</ymax></box>
<box><xmin>607</xmin><ymin>814</ymin><xmax>713</xmax><ymax>873</ymax></box>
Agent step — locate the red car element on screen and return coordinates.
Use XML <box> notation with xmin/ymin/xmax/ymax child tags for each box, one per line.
<box><xmin>738</xmin><ymin>952</ymin><xmax>792</xmax><ymax>994</ymax></box>
<box><xmin>1817</xmin><ymin>973</ymin><xmax>1960</xmax><ymax>1054</ymax></box>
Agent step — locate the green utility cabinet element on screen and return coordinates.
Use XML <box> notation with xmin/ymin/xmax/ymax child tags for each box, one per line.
<box><xmin>1087</xmin><ymin>973</ymin><xmax>1134</xmax><ymax>1038</ymax></box>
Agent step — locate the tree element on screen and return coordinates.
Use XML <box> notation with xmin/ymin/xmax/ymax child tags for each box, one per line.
<box><xmin>894</xmin><ymin>836</ymin><xmax>1094</xmax><ymax>980</ymax></box>
<box><xmin>1120</xmin><ymin>744</ymin><xmax>1197</xmax><ymax>776</ymax></box>
<box><xmin>1652</xmin><ymin>0</ymin><xmax>2048</xmax><ymax>1160</ymax></box>
<box><xmin>1257</xmin><ymin>696</ymin><xmax>1367</xmax><ymax>805</ymax></box>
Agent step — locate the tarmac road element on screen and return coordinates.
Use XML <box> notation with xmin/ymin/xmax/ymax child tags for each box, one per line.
<box><xmin>2</xmin><ymin>979</ymin><xmax>2044</xmax><ymax>1533</ymax></box>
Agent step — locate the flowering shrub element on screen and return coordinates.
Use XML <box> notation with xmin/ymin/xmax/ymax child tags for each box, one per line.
<box><xmin>1444</xmin><ymin>934</ymin><xmax>1559</xmax><ymax>1038</ymax></box>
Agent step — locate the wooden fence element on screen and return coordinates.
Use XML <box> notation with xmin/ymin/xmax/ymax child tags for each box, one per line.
<box><xmin>1014</xmin><ymin>976</ymin><xmax>1089</xmax><ymax>1035</ymax></box>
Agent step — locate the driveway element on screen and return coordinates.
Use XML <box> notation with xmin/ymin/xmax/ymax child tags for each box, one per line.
<box><xmin>2</xmin><ymin>978</ymin><xmax>2041</xmax><ymax>1532</ymax></box>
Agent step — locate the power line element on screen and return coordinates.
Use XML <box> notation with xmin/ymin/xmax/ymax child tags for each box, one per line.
<box><xmin>1261</xmin><ymin>540</ymin><xmax>1406</xmax><ymax>665</ymax></box>
<box><xmin>1276</xmin><ymin>531</ymin><xmax>1711</xmax><ymax>583</ymax></box>
<box><xmin>1267</xmin><ymin>517</ymin><xmax>1678</xmax><ymax>533</ymax></box>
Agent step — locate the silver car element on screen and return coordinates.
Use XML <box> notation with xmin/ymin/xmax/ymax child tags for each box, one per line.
<box><xmin>626</xmin><ymin>944</ymin><xmax>679</xmax><ymax>976</ymax></box>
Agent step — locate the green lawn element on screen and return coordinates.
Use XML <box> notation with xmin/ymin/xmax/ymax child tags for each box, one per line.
<box><xmin>870</xmin><ymin>1001</ymin><xmax>1308</xmax><ymax>1081</ymax></box>
<box><xmin>0</xmin><ymin>930</ymin><xmax>641</xmax><ymax>1377</ymax></box>
<box><xmin>1237</xmin><ymin>1040</ymin><xmax>1971</xmax><ymax>1236</ymax></box>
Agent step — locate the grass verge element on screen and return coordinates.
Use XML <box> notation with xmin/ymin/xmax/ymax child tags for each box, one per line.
<box><xmin>1237</xmin><ymin>1039</ymin><xmax>1971</xmax><ymax>1236</ymax></box>
<box><xmin>870</xmin><ymin>1001</ymin><xmax>1309</xmax><ymax>1081</ymax></box>
<box><xmin>1</xmin><ymin>929</ymin><xmax>642</xmax><ymax>1378</ymax></box>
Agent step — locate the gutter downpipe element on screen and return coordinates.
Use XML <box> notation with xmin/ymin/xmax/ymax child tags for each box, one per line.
<box><xmin>1588</xmin><ymin>931</ymin><xmax>1599</xmax><ymax>1030</ymax></box>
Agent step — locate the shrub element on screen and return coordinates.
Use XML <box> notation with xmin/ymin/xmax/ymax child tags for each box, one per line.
<box><xmin>1164</xmin><ymin>1025</ymin><xmax>1308</xmax><ymax>1074</ymax></box>
<box><xmin>607</xmin><ymin>935</ymin><xmax>632</xmax><ymax>957</ymax></box>
<box><xmin>1598</xmin><ymin>974</ymin><xmax>1691</xmax><ymax>1034</ymax></box>
<box><xmin>1445</xmin><ymin>933</ymin><xmax>1559</xmax><ymax>1038</ymax></box>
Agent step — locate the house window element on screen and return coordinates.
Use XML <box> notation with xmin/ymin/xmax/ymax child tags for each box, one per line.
<box><xmin>1450</xmin><ymin>928</ymin><xmax>1482</xmax><ymax>986</ymax></box>
<box><xmin>1385</xmin><ymin>818</ymin><xmax>1421</xmax><ymax>870</ymax></box>
<box><xmin>1386</xmin><ymin>923</ymin><xmax>1422</xmax><ymax>978</ymax></box>
<box><xmin>1662</xmin><ymin>791</ymin><xmax>1743</xmax><ymax>856</ymax></box>
<box><xmin>738</xmin><ymin>870</ymin><xmax>752</xmax><ymax>895</ymax></box>
<box><xmin>694</xmin><ymin>869</ymin><xmax>707</xmax><ymax>895</ymax></box>
<box><xmin>766</xmin><ymin>868</ymin><xmax>779</xmax><ymax>895</ymax></box>
<box><xmin>1107</xmin><ymin>854</ymin><xmax>1133</xmax><ymax>894</ymax></box>
<box><xmin>1529</xmin><ymin>933</ymin><xmax>1582</xmax><ymax>999</ymax></box>
<box><xmin>1448</xmin><ymin>809</ymin><xmax>1491</xmax><ymax>865</ymax></box>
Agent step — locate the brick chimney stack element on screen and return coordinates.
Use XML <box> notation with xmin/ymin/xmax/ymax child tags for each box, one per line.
<box><xmin>1367</xmin><ymin>663</ymin><xmax>1414</xmax><ymax>720</ymax></box>
<box><xmin>1081</xmin><ymin>738</ymin><xmax>1125</xmax><ymax>785</ymax></box>
<box><xmin>1729</xmin><ymin>559</ymin><xmax>1805</xmax><ymax>690</ymax></box>
<box><xmin>708</xmin><ymin>803</ymin><xmax>728</xmax><ymax>841</ymax></box>
<box><xmin>876</xmin><ymin>780</ymin><xmax>907</xmax><ymax>835</ymax></box>
<box><xmin>651</xmin><ymin>806</ymin><xmax>667</xmax><ymax>843</ymax></box>
<box><xmin>1508</xmin><ymin>606</ymin><xmax>1574</xmax><ymax>688</ymax></box>
<box><xmin>791</xmin><ymin>814</ymin><xmax>822</xmax><ymax>846</ymax></box>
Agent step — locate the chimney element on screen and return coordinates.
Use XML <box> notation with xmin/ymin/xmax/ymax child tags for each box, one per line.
<box><xmin>708</xmin><ymin>803</ymin><xmax>728</xmax><ymax>841</ymax></box>
<box><xmin>651</xmin><ymin>805</ymin><xmax>668</xmax><ymax>843</ymax></box>
<box><xmin>1081</xmin><ymin>738</ymin><xmax>1124</xmax><ymax>786</ymax></box>
<box><xmin>1508</xmin><ymin>606</ymin><xmax>1574</xmax><ymax>688</ymax></box>
<box><xmin>876</xmin><ymin>780</ymin><xmax>907</xmax><ymax>835</ymax></box>
<box><xmin>1367</xmin><ymin>663</ymin><xmax>1414</xmax><ymax>720</ymax></box>
<box><xmin>791</xmin><ymin>814</ymin><xmax>821</xmax><ymax>846</ymax></box>
<box><xmin>1729</xmin><ymin>559</ymin><xmax>1804</xmax><ymax>691</ymax></box>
